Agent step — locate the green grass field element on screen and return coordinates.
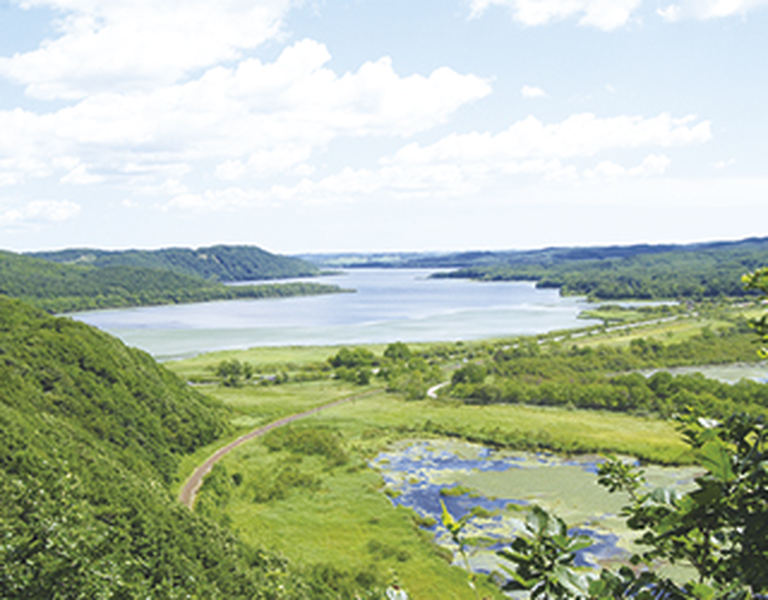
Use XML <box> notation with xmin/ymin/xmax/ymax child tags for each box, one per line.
<box><xmin>170</xmin><ymin>303</ymin><xmax>759</xmax><ymax>597</ymax></box>
<box><xmin>177</xmin><ymin>379</ymin><xmax>689</xmax><ymax>597</ymax></box>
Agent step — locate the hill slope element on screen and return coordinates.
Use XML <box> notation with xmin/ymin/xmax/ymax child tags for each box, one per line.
<box><xmin>0</xmin><ymin>251</ymin><xmax>347</xmax><ymax>312</ymax></box>
<box><xmin>30</xmin><ymin>244</ymin><xmax>320</xmax><ymax>281</ymax></box>
<box><xmin>301</xmin><ymin>236</ymin><xmax>768</xmax><ymax>271</ymax></box>
<box><xmin>431</xmin><ymin>237</ymin><xmax>768</xmax><ymax>299</ymax></box>
<box><xmin>0</xmin><ymin>297</ymin><xmax>359</xmax><ymax>598</ymax></box>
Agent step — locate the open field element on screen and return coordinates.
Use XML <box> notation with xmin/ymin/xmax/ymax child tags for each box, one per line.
<box><xmin>172</xmin><ymin>379</ymin><xmax>363</xmax><ymax>494</ymax></box>
<box><xmin>171</xmin><ymin>301</ymin><xmax>761</xmax><ymax>597</ymax></box>
<box><xmin>179</xmin><ymin>381</ymin><xmax>689</xmax><ymax>596</ymax></box>
<box><xmin>166</xmin><ymin>342</ymin><xmax>442</xmax><ymax>381</ymax></box>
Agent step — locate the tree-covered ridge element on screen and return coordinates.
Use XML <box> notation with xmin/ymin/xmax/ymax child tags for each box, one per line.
<box><xmin>303</xmin><ymin>236</ymin><xmax>768</xmax><ymax>270</ymax></box>
<box><xmin>433</xmin><ymin>237</ymin><xmax>768</xmax><ymax>299</ymax></box>
<box><xmin>0</xmin><ymin>250</ymin><xmax>348</xmax><ymax>312</ymax></box>
<box><xmin>0</xmin><ymin>296</ymin><xmax>230</xmax><ymax>479</ymax></box>
<box><xmin>30</xmin><ymin>243</ymin><xmax>320</xmax><ymax>281</ymax></box>
<box><xmin>0</xmin><ymin>297</ymin><xmax>376</xmax><ymax>598</ymax></box>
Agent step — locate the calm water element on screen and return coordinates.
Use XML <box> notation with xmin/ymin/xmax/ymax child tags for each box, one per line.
<box><xmin>69</xmin><ymin>269</ymin><xmax>597</xmax><ymax>359</ymax></box>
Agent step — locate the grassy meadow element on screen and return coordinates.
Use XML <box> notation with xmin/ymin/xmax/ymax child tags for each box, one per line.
<box><xmin>166</xmin><ymin>300</ymin><xmax>764</xmax><ymax>597</ymax></box>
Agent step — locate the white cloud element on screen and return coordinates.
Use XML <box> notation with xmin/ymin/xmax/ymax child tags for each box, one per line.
<box><xmin>521</xmin><ymin>84</ymin><xmax>548</xmax><ymax>98</ymax></box>
<box><xmin>0</xmin><ymin>157</ymin><xmax>52</xmax><ymax>186</ymax></box>
<box><xmin>179</xmin><ymin>114</ymin><xmax>703</xmax><ymax>211</ymax></box>
<box><xmin>584</xmin><ymin>154</ymin><xmax>671</xmax><ymax>179</ymax></box>
<box><xmin>387</xmin><ymin>113</ymin><xmax>710</xmax><ymax>165</ymax></box>
<box><xmin>658</xmin><ymin>0</ymin><xmax>768</xmax><ymax>21</ymax></box>
<box><xmin>468</xmin><ymin>0</ymin><xmax>643</xmax><ymax>30</ymax></box>
<box><xmin>216</xmin><ymin>145</ymin><xmax>314</xmax><ymax>181</ymax></box>
<box><xmin>0</xmin><ymin>199</ymin><xmax>81</xmax><ymax>227</ymax></box>
<box><xmin>0</xmin><ymin>40</ymin><xmax>491</xmax><ymax>188</ymax></box>
<box><xmin>714</xmin><ymin>158</ymin><xmax>736</xmax><ymax>169</ymax></box>
<box><xmin>469</xmin><ymin>0</ymin><xmax>768</xmax><ymax>26</ymax></box>
<box><xmin>166</xmin><ymin>187</ymin><xmax>265</xmax><ymax>212</ymax></box>
<box><xmin>0</xmin><ymin>0</ymin><xmax>293</xmax><ymax>99</ymax></box>
<box><xmin>59</xmin><ymin>162</ymin><xmax>104</xmax><ymax>184</ymax></box>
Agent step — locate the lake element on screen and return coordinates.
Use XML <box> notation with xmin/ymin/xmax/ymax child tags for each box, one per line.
<box><xmin>69</xmin><ymin>268</ymin><xmax>598</xmax><ymax>359</ymax></box>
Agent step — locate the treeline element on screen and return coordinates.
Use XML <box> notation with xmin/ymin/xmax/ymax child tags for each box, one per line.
<box><xmin>449</xmin><ymin>324</ymin><xmax>768</xmax><ymax>420</ymax></box>
<box><xmin>29</xmin><ymin>243</ymin><xmax>320</xmax><ymax>281</ymax></box>
<box><xmin>329</xmin><ymin>342</ymin><xmax>442</xmax><ymax>399</ymax></box>
<box><xmin>0</xmin><ymin>251</ymin><xmax>348</xmax><ymax>312</ymax></box>
<box><xmin>432</xmin><ymin>237</ymin><xmax>768</xmax><ymax>299</ymax></box>
<box><xmin>0</xmin><ymin>296</ymin><xmax>380</xmax><ymax>598</ymax></box>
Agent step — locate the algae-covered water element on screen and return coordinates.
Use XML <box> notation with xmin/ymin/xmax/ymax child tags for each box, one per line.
<box><xmin>371</xmin><ymin>439</ymin><xmax>700</xmax><ymax>580</ymax></box>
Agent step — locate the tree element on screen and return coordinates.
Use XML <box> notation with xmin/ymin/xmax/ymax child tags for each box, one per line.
<box><xmin>743</xmin><ymin>267</ymin><xmax>768</xmax><ymax>357</ymax></box>
<box><xmin>384</xmin><ymin>341</ymin><xmax>412</xmax><ymax>362</ymax></box>
<box><xmin>215</xmin><ymin>359</ymin><xmax>252</xmax><ymax>387</ymax></box>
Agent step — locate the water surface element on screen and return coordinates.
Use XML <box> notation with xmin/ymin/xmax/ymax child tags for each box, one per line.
<box><xmin>69</xmin><ymin>269</ymin><xmax>597</xmax><ymax>359</ymax></box>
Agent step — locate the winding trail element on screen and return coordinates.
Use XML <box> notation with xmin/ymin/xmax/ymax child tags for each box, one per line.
<box><xmin>426</xmin><ymin>381</ymin><xmax>450</xmax><ymax>399</ymax></box>
<box><xmin>178</xmin><ymin>389</ymin><xmax>380</xmax><ymax>509</ymax></box>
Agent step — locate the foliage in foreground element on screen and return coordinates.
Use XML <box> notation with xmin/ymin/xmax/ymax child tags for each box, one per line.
<box><xmin>499</xmin><ymin>267</ymin><xmax>768</xmax><ymax>599</ymax></box>
<box><xmin>497</xmin><ymin>414</ymin><xmax>767</xmax><ymax>599</ymax></box>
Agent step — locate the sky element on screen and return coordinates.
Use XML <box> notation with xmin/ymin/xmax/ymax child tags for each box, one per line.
<box><xmin>1</xmin><ymin>0</ymin><xmax>767</xmax><ymax>254</ymax></box>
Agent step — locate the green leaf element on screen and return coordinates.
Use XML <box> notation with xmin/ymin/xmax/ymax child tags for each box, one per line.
<box><xmin>687</xmin><ymin>582</ymin><xmax>716</xmax><ymax>599</ymax></box>
<box><xmin>439</xmin><ymin>499</ymin><xmax>458</xmax><ymax>532</ymax></box>
<box><xmin>697</xmin><ymin>440</ymin><xmax>735</xmax><ymax>482</ymax></box>
<box><xmin>551</xmin><ymin>564</ymin><xmax>589</xmax><ymax>595</ymax></box>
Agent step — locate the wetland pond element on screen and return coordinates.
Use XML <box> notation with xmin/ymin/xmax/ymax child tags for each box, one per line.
<box><xmin>371</xmin><ymin>439</ymin><xmax>700</xmax><ymax>582</ymax></box>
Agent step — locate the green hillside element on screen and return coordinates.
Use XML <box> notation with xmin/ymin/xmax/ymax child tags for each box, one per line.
<box><xmin>30</xmin><ymin>244</ymin><xmax>320</xmax><ymax>281</ymax></box>
<box><xmin>433</xmin><ymin>236</ymin><xmax>768</xmax><ymax>299</ymax></box>
<box><xmin>0</xmin><ymin>297</ymin><xmax>372</xmax><ymax>598</ymax></box>
<box><xmin>0</xmin><ymin>251</ymin><xmax>347</xmax><ymax>312</ymax></box>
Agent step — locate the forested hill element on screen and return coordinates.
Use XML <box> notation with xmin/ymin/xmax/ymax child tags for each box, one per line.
<box><xmin>0</xmin><ymin>251</ymin><xmax>347</xmax><ymax>312</ymax></box>
<box><xmin>0</xmin><ymin>297</ymin><xmax>367</xmax><ymax>597</ymax></box>
<box><xmin>432</xmin><ymin>236</ymin><xmax>768</xmax><ymax>300</ymax></box>
<box><xmin>302</xmin><ymin>236</ymin><xmax>768</xmax><ymax>271</ymax></box>
<box><xmin>29</xmin><ymin>243</ymin><xmax>320</xmax><ymax>281</ymax></box>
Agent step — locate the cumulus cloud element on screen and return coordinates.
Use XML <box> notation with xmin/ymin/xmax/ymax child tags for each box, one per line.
<box><xmin>584</xmin><ymin>154</ymin><xmax>671</xmax><ymax>179</ymax></box>
<box><xmin>469</xmin><ymin>0</ymin><xmax>768</xmax><ymax>26</ymax></box>
<box><xmin>468</xmin><ymin>0</ymin><xmax>643</xmax><ymax>30</ymax></box>
<box><xmin>165</xmin><ymin>187</ymin><xmax>265</xmax><ymax>212</ymax></box>
<box><xmin>172</xmin><ymin>113</ymin><xmax>705</xmax><ymax>211</ymax></box>
<box><xmin>658</xmin><ymin>0</ymin><xmax>768</xmax><ymax>21</ymax></box>
<box><xmin>0</xmin><ymin>199</ymin><xmax>81</xmax><ymax>227</ymax></box>
<box><xmin>215</xmin><ymin>145</ymin><xmax>314</xmax><ymax>181</ymax></box>
<box><xmin>714</xmin><ymin>158</ymin><xmax>736</xmax><ymax>169</ymax></box>
<box><xmin>0</xmin><ymin>0</ymin><xmax>293</xmax><ymax>99</ymax></box>
<box><xmin>521</xmin><ymin>84</ymin><xmax>548</xmax><ymax>98</ymax></box>
<box><xmin>0</xmin><ymin>39</ymin><xmax>491</xmax><ymax>187</ymax></box>
<box><xmin>387</xmin><ymin>113</ymin><xmax>710</xmax><ymax>165</ymax></box>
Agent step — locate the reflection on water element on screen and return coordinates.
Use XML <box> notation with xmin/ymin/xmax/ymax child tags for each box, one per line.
<box><xmin>68</xmin><ymin>269</ymin><xmax>598</xmax><ymax>358</ymax></box>
<box><xmin>371</xmin><ymin>439</ymin><xmax>698</xmax><ymax>581</ymax></box>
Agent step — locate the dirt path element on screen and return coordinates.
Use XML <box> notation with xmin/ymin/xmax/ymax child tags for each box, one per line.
<box><xmin>426</xmin><ymin>381</ymin><xmax>450</xmax><ymax>399</ymax></box>
<box><xmin>178</xmin><ymin>389</ymin><xmax>380</xmax><ymax>509</ymax></box>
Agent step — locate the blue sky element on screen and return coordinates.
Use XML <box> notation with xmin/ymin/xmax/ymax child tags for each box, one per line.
<box><xmin>1</xmin><ymin>0</ymin><xmax>767</xmax><ymax>253</ymax></box>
